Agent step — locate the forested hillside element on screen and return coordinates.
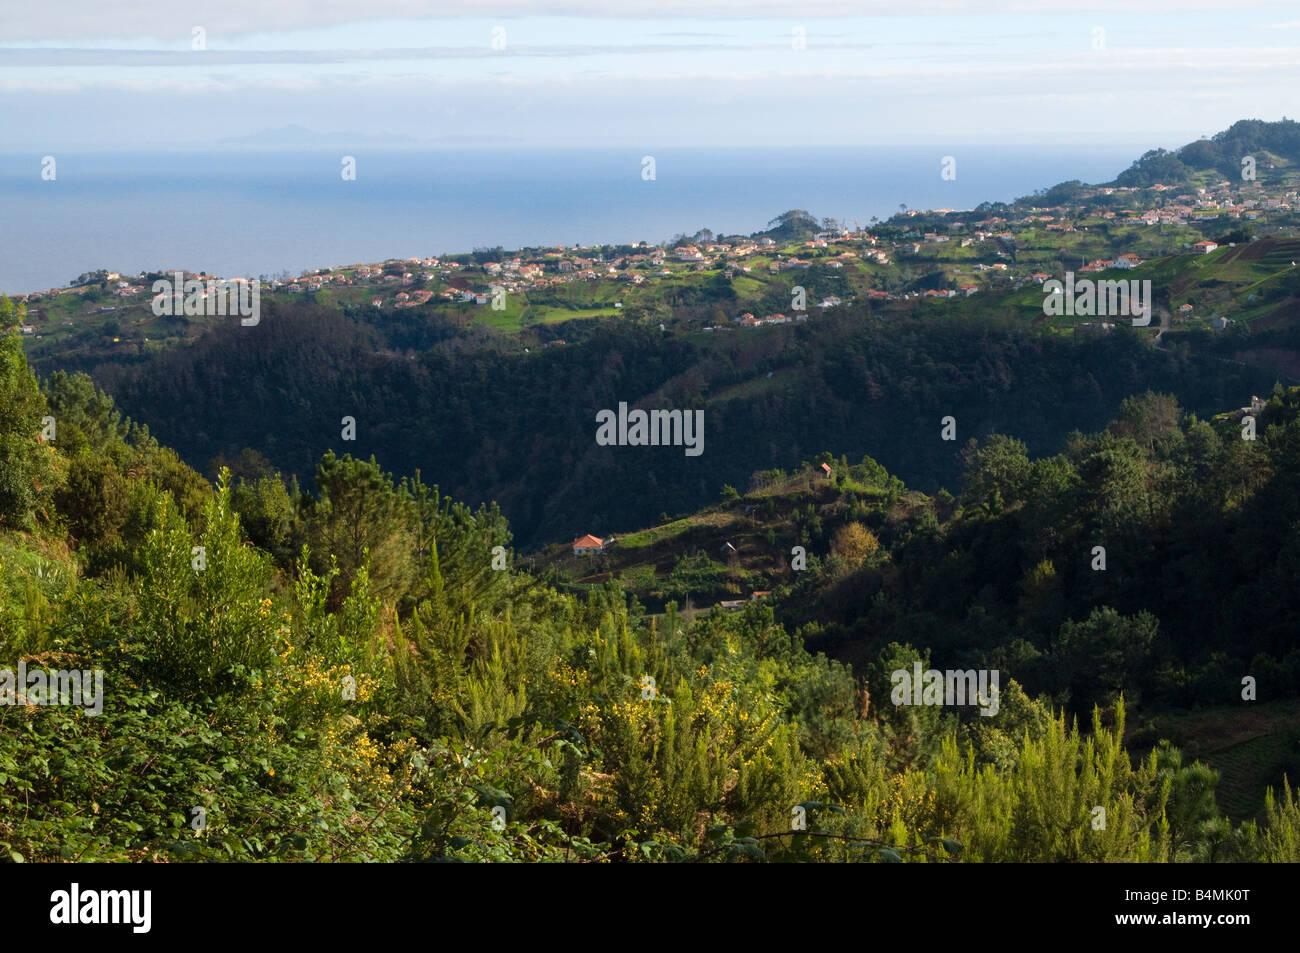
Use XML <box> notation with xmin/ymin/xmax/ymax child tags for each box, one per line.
<box><xmin>3</xmin><ymin>330</ymin><xmax>1299</xmax><ymax>862</ymax></box>
<box><xmin>546</xmin><ymin>386</ymin><xmax>1300</xmax><ymax>719</ymax></box>
<box><xmin>80</xmin><ymin>302</ymin><xmax>1277</xmax><ymax>550</ymax></box>
<box><xmin>1113</xmin><ymin>118</ymin><xmax>1300</xmax><ymax>188</ymax></box>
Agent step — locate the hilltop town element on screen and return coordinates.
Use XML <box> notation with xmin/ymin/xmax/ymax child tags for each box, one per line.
<box><xmin>8</xmin><ymin>152</ymin><xmax>1300</xmax><ymax>368</ymax></box>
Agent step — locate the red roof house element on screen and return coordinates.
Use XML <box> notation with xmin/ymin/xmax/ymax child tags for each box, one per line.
<box><xmin>572</xmin><ymin>534</ymin><xmax>606</xmax><ymax>555</ymax></box>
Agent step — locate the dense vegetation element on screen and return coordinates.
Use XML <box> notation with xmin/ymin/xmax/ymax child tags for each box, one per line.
<box><xmin>5</xmin><ymin>119</ymin><xmax>1300</xmax><ymax>864</ymax></box>
<box><xmin>1113</xmin><ymin>118</ymin><xmax>1300</xmax><ymax>188</ymax></box>
<box><xmin>79</xmin><ymin>303</ymin><xmax>1277</xmax><ymax>551</ymax></box>
<box><xmin>717</xmin><ymin>388</ymin><xmax>1300</xmax><ymax>724</ymax></box>
<box><xmin>2</xmin><ymin>329</ymin><xmax>1298</xmax><ymax>862</ymax></box>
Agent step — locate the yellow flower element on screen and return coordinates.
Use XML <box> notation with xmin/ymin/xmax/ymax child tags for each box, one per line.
<box><xmin>268</xmin><ymin>768</ymin><xmax>275</xmax><ymax>776</ymax></box>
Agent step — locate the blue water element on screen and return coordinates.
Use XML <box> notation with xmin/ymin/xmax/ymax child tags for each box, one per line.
<box><xmin>0</xmin><ymin>147</ymin><xmax>1136</xmax><ymax>294</ymax></box>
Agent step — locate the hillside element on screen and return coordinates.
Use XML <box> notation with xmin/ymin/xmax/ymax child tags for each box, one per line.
<box><xmin>7</xmin><ymin>121</ymin><xmax>1300</xmax><ymax>554</ymax></box>
<box><xmin>539</xmin><ymin>389</ymin><xmax>1300</xmax><ymax>819</ymax></box>
<box><xmin>69</xmin><ymin>307</ymin><xmax>1281</xmax><ymax>551</ymax></box>
<box><xmin>3</xmin><ymin>330</ymin><xmax>1299</xmax><ymax>862</ymax></box>
<box><xmin>1112</xmin><ymin>119</ymin><xmax>1300</xmax><ymax>188</ymax></box>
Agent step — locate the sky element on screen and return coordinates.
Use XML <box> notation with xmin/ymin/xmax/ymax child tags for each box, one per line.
<box><xmin>1</xmin><ymin>1</ymin><xmax>1299</xmax><ymax>151</ymax></box>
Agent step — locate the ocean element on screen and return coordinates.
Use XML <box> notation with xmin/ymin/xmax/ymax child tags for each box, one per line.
<box><xmin>0</xmin><ymin>146</ymin><xmax>1137</xmax><ymax>295</ymax></box>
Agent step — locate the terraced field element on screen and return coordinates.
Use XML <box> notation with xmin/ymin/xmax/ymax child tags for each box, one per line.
<box><xmin>1135</xmin><ymin>700</ymin><xmax>1300</xmax><ymax>821</ymax></box>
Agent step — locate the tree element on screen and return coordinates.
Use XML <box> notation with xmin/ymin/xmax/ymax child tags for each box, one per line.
<box><xmin>830</xmin><ymin>521</ymin><xmax>879</xmax><ymax>568</ymax></box>
<box><xmin>43</xmin><ymin>370</ymin><xmax>126</xmax><ymax>453</ymax></box>
<box><xmin>763</xmin><ymin>210</ymin><xmax>820</xmax><ymax>241</ymax></box>
<box><xmin>961</xmin><ymin>435</ymin><xmax>1032</xmax><ymax>510</ymax></box>
<box><xmin>232</xmin><ymin>472</ymin><xmax>299</xmax><ymax>566</ymax></box>
<box><xmin>305</xmin><ymin>451</ymin><xmax>416</xmax><ymax>607</ymax></box>
<box><xmin>1006</xmin><ymin>700</ymin><xmax>1165</xmax><ymax>861</ymax></box>
<box><xmin>1151</xmin><ymin>741</ymin><xmax>1223</xmax><ymax>859</ymax></box>
<box><xmin>1075</xmin><ymin>438</ymin><xmax>1152</xmax><ymax>541</ymax></box>
<box><xmin>57</xmin><ymin>453</ymin><xmax>129</xmax><ymax>548</ymax></box>
<box><xmin>869</xmin><ymin>642</ymin><xmax>943</xmax><ymax>772</ymax></box>
<box><xmin>1049</xmin><ymin>607</ymin><xmax>1158</xmax><ymax>713</ymax></box>
<box><xmin>1109</xmin><ymin>392</ymin><xmax>1181</xmax><ymax>454</ymax></box>
<box><xmin>0</xmin><ymin>332</ymin><xmax>59</xmax><ymax>528</ymax></box>
<box><xmin>134</xmin><ymin>471</ymin><xmax>276</xmax><ymax>694</ymax></box>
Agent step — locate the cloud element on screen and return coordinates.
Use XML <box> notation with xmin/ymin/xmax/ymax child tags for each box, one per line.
<box><xmin>3</xmin><ymin>1</ymin><xmax>1296</xmax><ymax>151</ymax></box>
<box><xmin>3</xmin><ymin>0</ymin><xmax>1295</xmax><ymax>41</ymax></box>
<box><xmin>0</xmin><ymin>43</ymin><xmax>750</xmax><ymax>67</ymax></box>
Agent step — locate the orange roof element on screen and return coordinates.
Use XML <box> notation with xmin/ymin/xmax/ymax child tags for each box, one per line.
<box><xmin>572</xmin><ymin>534</ymin><xmax>604</xmax><ymax>548</ymax></box>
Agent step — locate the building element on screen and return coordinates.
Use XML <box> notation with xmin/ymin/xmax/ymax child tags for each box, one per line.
<box><xmin>572</xmin><ymin>534</ymin><xmax>606</xmax><ymax>556</ymax></box>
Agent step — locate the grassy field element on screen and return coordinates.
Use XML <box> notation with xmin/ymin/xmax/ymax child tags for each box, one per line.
<box><xmin>706</xmin><ymin>367</ymin><xmax>798</xmax><ymax>404</ymax></box>
<box><xmin>617</xmin><ymin>511</ymin><xmax>734</xmax><ymax>549</ymax></box>
<box><xmin>522</xmin><ymin>304</ymin><xmax>622</xmax><ymax>325</ymax></box>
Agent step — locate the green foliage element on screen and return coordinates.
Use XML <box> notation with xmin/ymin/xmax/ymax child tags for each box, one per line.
<box><xmin>0</xmin><ymin>334</ymin><xmax>58</xmax><ymax>529</ymax></box>
<box><xmin>4</xmin><ymin>334</ymin><xmax>1300</xmax><ymax>862</ymax></box>
<box><xmin>307</xmin><ymin>452</ymin><xmax>417</xmax><ymax>607</ymax></box>
<box><xmin>132</xmin><ymin>472</ymin><xmax>276</xmax><ymax>694</ymax></box>
<box><xmin>232</xmin><ymin>472</ymin><xmax>299</xmax><ymax>565</ymax></box>
<box><xmin>75</xmin><ymin>304</ymin><xmax>1277</xmax><ymax>551</ymax></box>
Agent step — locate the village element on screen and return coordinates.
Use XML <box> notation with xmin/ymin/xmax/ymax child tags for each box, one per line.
<box><xmin>8</xmin><ymin>170</ymin><xmax>1299</xmax><ymax>349</ymax></box>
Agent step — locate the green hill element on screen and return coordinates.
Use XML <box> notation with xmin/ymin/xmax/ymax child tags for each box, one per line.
<box><xmin>1113</xmin><ymin>118</ymin><xmax>1300</xmax><ymax>188</ymax></box>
